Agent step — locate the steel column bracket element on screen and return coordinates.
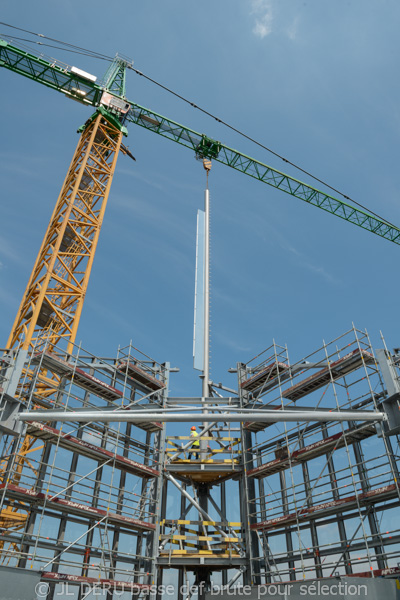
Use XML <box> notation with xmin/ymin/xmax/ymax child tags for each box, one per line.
<box><xmin>378</xmin><ymin>392</ymin><xmax>400</xmax><ymax>436</ymax></box>
<box><xmin>0</xmin><ymin>394</ymin><xmax>25</xmax><ymax>437</ymax></box>
<box><xmin>77</xmin><ymin>106</ymin><xmax>128</xmax><ymax>136</ymax></box>
<box><xmin>376</xmin><ymin>349</ymin><xmax>400</xmax><ymax>436</ymax></box>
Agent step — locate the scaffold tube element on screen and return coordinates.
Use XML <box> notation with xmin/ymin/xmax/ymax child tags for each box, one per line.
<box><xmin>18</xmin><ymin>409</ymin><xmax>385</xmax><ymax>423</ymax></box>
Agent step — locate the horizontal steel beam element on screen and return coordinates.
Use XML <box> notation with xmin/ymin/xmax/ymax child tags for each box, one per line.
<box><xmin>18</xmin><ymin>410</ymin><xmax>385</xmax><ymax>423</ymax></box>
<box><xmin>166</xmin><ymin>397</ymin><xmax>239</xmax><ymax>403</ymax></box>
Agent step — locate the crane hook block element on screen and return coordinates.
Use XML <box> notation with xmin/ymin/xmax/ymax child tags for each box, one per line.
<box><xmin>203</xmin><ymin>159</ymin><xmax>212</xmax><ymax>172</ymax></box>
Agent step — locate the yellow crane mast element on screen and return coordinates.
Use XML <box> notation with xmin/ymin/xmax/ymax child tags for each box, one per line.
<box><xmin>7</xmin><ymin>112</ymin><xmax>123</xmax><ymax>354</ymax></box>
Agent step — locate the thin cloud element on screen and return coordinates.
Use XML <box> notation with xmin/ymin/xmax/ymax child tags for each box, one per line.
<box><xmin>251</xmin><ymin>0</ymin><xmax>274</xmax><ymax>39</ymax></box>
<box><xmin>250</xmin><ymin>2</ymin><xmax>302</xmax><ymax>41</ymax></box>
<box><xmin>282</xmin><ymin>241</ymin><xmax>340</xmax><ymax>285</ymax></box>
<box><xmin>0</xmin><ymin>286</ymin><xmax>20</xmax><ymax>309</ymax></box>
<box><xmin>0</xmin><ymin>235</ymin><xmax>27</xmax><ymax>268</ymax></box>
<box><xmin>214</xmin><ymin>330</ymin><xmax>252</xmax><ymax>354</ymax></box>
<box><xmin>286</xmin><ymin>15</ymin><xmax>300</xmax><ymax>41</ymax></box>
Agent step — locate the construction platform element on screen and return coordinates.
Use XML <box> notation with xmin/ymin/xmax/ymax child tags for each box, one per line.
<box><xmin>1</xmin><ymin>326</ymin><xmax>400</xmax><ymax>597</ymax></box>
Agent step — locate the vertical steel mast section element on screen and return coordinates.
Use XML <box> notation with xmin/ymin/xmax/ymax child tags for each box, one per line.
<box><xmin>7</xmin><ymin>110</ymin><xmax>123</xmax><ymax>353</ymax></box>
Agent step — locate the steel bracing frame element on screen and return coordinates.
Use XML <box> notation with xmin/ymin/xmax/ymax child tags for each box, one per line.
<box><xmin>159</xmin><ymin>384</ymin><xmax>248</xmax><ymax>600</ymax></box>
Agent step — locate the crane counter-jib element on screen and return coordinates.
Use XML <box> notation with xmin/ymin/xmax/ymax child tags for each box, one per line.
<box><xmin>1</xmin><ymin>35</ymin><xmax>400</xmax><ymax>246</ymax></box>
<box><xmin>0</xmin><ymin>37</ymin><xmax>103</xmax><ymax>105</ymax></box>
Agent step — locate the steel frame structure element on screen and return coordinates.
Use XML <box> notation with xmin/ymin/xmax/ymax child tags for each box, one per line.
<box><xmin>2</xmin><ymin>326</ymin><xmax>400</xmax><ymax>599</ymax></box>
<box><xmin>0</xmin><ymin>29</ymin><xmax>400</xmax><ymax>600</ymax></box>
<box><xmin>0</xmin><ymin>339</ymin><xmax>168</xmax><ymax>599</ymax></box>
<box><xmin>238</xmin><ymin>326</ymin><xmax>400</xmax><ymax>585</ymax></box>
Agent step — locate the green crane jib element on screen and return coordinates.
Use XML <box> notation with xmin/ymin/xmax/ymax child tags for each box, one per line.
<box><xmin>1</xmin><ymin>36</ymin><xmax>399</xmax><ymax>245</ymax></box>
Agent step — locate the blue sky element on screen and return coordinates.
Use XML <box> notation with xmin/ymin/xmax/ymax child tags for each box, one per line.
<box><xmin>1</xmin><ymin>0</ymin><xmax>400</xmax><ymax>397</ymax></box>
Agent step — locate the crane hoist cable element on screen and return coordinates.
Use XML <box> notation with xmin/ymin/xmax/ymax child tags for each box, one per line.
<box><xmin>0</xmin><ymin>20</ymin><xmax>396</xmax><ymax>230</ymax></box>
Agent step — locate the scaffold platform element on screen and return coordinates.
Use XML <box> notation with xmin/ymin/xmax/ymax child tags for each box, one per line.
<box><xmin>241</xmin><ymin>361</ymin><xmax>290</xmax><ymax>395</ymax></box>
<box><xmin>32</xmin><ymin>350</ymin><xmax>123</xmax><ymax>402</ymax></box>
<box><xmin>282</xmin><ymin>348</ymin><xmax>374</xmax><ymax>401</ymax></box>
<box><xmin>248</xmin><ymin>423</ymin><xmax>376</xmax><ymax>478</ymax></box>
<box><xmin>0</xmin><ymin>483</ymin><xmax>156</xmax><ymax>531</ymax></box>
<box><xmin>26</xmin><ymin>421</ymin><xmax>160</xmax><ymax>477</ymax></box>
<box><xmin>166</xmin><ymin>460</ymin><xmax>241</xmax><ymax>483</ymax></box>
<box><xmin>116</xmin><ymin>359</ymin><xmax>165</xmax><ymax>392</ymax></box>
<box><xmin>251</xmin><ymin>483</ymin><xmax>398</xmax><ymax>532</ymax></box>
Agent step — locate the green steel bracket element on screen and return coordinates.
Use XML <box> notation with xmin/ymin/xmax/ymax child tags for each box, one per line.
<box><xmin>77</xmin><ymin>106</ymin><xmax>128</xmax><ymax>136</ymax></box>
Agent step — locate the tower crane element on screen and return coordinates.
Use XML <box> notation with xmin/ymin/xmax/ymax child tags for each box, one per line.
<box><xmin>1</xmin><ymin>35</ymin><xmax>400</xmax><ymax>357</ymax></box>
<box><xmin>0</xmin><ymin>33</ymin><xmax>400</xmax><ymax>592</ymax></box>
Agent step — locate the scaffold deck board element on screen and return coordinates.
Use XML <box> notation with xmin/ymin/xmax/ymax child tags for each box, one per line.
<box><xmin>0</xmin><ymin>484</ymin><xmax>156</xmax><ymax>532</ymax></box>
<box><xmin>282</xmin><ymin>348</ymin><xmax>374</xmax><ymax>401</ymax></box>
<box><xmin>167</xmin><ymin>436</ymin><xmax>239</xmax><ymax>442</ymax></box>
<box><xmin>32</xmin><ymin>350</ymin><xmax>123</xmax><ymax>402</ymax></box>
<box><xmin>41</xmin><ymin>572</ymin><xmax>150</xmax><ymax>591</ymax></box>
<box><xmin>161</xmin><ymin>534</ymin><xmax>241</xmax><ymax>542</ymax></box>
<box><xmin>241</xmin><ymin>361</ymin><xmax>290</xmax><ymax>394</ymax></box>
<box><xmin>26</xmin><ymin>421</ymin><xmax>160</xmax><ymax>477</ymax></box>
<box><xmin>166</xmin><ymin>460</ymin><xmax>241</xmax><ymax>483</ymax></box>
<box><xmin>157</xmin><ymin>554</ymin><xmax>246</xmax><ymax>568</ymax></box>
<box><xmin>248</xmin><ymin>424</ymin><xmax>376</xmax><ymax>478</ymax></box>
<box><xmin>161</xmin><ymin>519</ymin><xmax>241</xmax><ymax>527</ymax></box>
<box><xmin>349</xmin><ymin>566</ymin><xmax>400</xmax><ymax>579</ymax></box>
<box><xmin>159</xmin><ymin>551</ymin><xmax>240</xmax><ymax>557</ymax></box>
<box><xmin>134</xmin><ymin>418</ymin><xmax>163</xmax><ymax>433</ymax></box>
<box><xmin>251</xmin><ymin>483</ymin><xmax>398</xmax><ymax>532</ymax></box>
<box><xmin>31</xmin><ymin>350</ymin><xmax>73</xmax><ymax>376</ymax></box>
<box><xmin>244</xmin><ymin>405</ymin><xmax>282</xmax><ymax>432</ymax></box>
<box><xmin>169</xmin><ymin>459</ymin><xmax>239</xmax><ymax>464</ymax></box>
<box><xmin>116</xmin><ymin>360</ymin><xmax>165</xmax><ymax>392</ymax></box>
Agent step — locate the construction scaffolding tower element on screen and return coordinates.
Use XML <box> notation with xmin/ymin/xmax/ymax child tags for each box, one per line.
<box><xmin>0</xmin><ymin>338</ymin><xmax>168</xmax><ymax>597</ymax></box>
<box><xmin>238</xmin><ymin>326</ymin><xmax>400</xmax><ymax>584</ymax></box>
<box><xmin>1</xmin><ymin>325</ymin><xmax>400</xmax><ymax>598</ymax></box>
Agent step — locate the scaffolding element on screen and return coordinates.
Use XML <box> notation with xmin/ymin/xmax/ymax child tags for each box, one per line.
<box><xmin>239</xmin><ymin>326</ymin><xmax>400</xmax><ymax>584</ymax></box>
<box><xmin>1</xmin><ymin>325</ymin><xmax>400</xmax><ymax>597</ymax></box>
<box><xmin>0</xmin><ymin>338</ymin><xmax>168</xmax><ymax>597</ymax></box>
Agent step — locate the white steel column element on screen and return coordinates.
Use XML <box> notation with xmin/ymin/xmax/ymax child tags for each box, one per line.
<box><xmin>203</xmin><ymin>185</ymin><xmax>210</xmax><ymax>399</ymax></box>
<box><xmin>201</xmin><ymin>160</ymin><xmax>212</xmax><ymax>458</ymax></box>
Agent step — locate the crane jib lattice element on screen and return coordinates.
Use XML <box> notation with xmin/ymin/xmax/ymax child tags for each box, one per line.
<box><xmin>1</xmin><ymin>36</ymin><xmax>400</xmax><ymax>246</ymax></box>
